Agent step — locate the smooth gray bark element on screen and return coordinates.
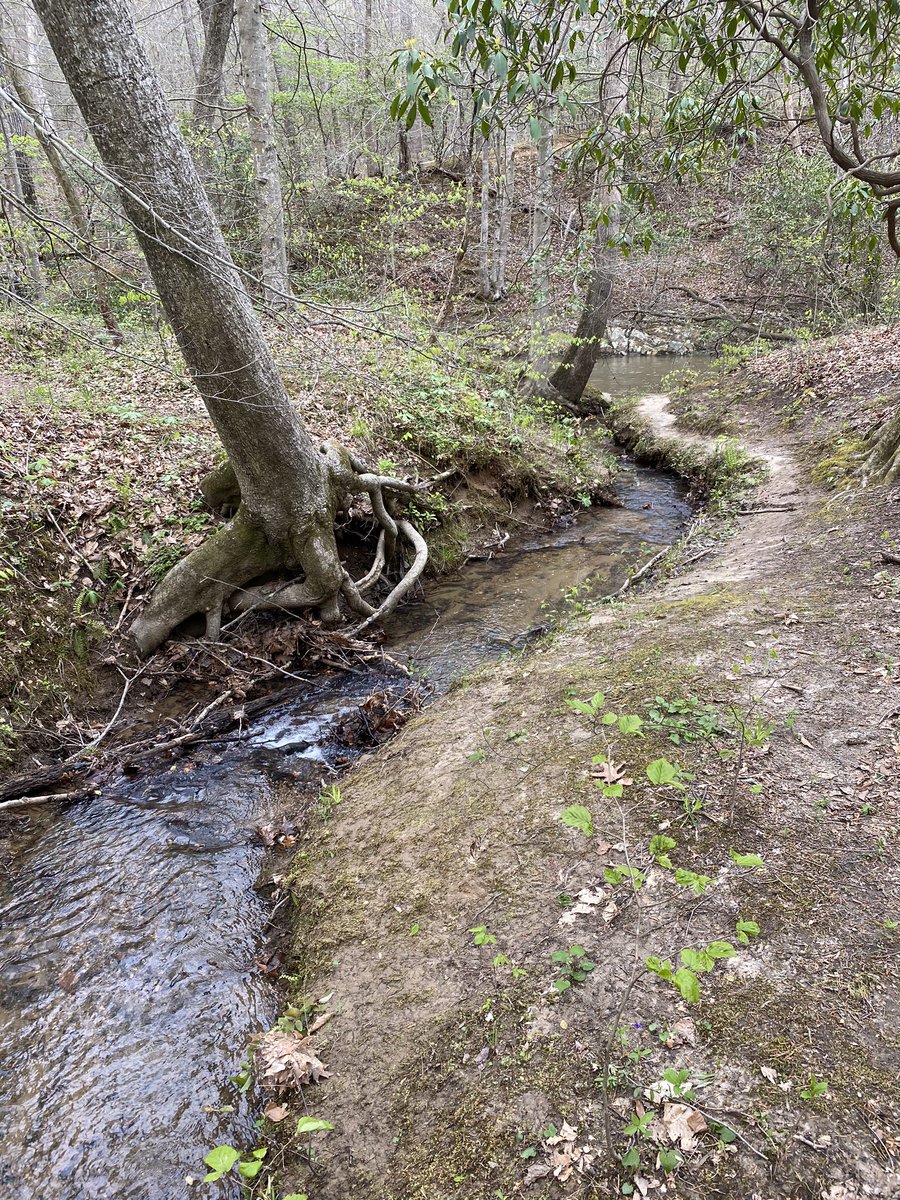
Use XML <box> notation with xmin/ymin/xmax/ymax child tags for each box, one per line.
<box><xmin>234</xmin><ymin>0</ymin><xmax>291</xmax><ymax>305</ymax></box>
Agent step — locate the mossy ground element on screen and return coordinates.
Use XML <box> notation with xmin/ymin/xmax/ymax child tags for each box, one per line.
<box><xmin>263</xmin><ymin>373</ymin><xmax>900</xmax><ymax>1200</ymax></box>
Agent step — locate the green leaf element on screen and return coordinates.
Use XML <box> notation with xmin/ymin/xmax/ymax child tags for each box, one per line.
<box><xmin>601</xmin><ymin>711</ymin><xmax>618</xmax><ymax>725</ymax></box>
<box><xmin>679</xmin><ymin>947</ymin><xmax>714</xmax><ymax>973</ymax></box>
<box><xmin>296</xmin><ymin>1117</ymin><xmax>335</xmax><ymax>1136</ymax></box>
<box><xmin>649</xmin><ymin>833</ymin><xmax>676</xmax><ymax>867</ymax></box>
<box><xmin>645</xmin><ymin>955</ymin><xmax>673</xmax><ymax>980</ymax></box>
<box><xmin>618</xmin><ymin>714</ymin><xmax>644</xmax><ymax>735</ymax></box>
<box><xmin>730</xmin><ymin>849</ymin><xmax>765</xmax><ymax>868</ymax></box>
<box><xmin>560</xmin><ymin>804</ymin><xmax>593</xmax><ymax>837</ymax></box>
<box><xmin>203</xmin><ymin>1146</ymin><xmax>239</xmax><ymax>1177</ymax></box>
<box><xmin>735</xmin><ymin>919</ymin><xmax>760</xmax><ymax>945</ymax></box>
<box><xmin>657</xmin><ymin>1146</ymin><xmax>683</xmax><ymax>1172</ymax></box>
<box><xmin>673</xmin><ymin>868</ymin><xmax>714</xmax><ymax>895</ymax></box>
<box><xmin>672</xmin><ymin>967</ymin><xmax>701</xmax><ymax>1003</ymax></box>
<box><xmin>706</xmin><ymin>940</ymin><xmax>736</xmax><ymax>960</ymax></box>
<box><xmin>238</xmin><ymin>1159</ymin><xmax>264</xmax><ymax>1179</ymax></box>
<box><xmin>529</xmin><ymin>116</ymin><xmax>542</xmax><ymax>141</ymax></box>
<box><xmin>621</xmin><ymin>1147</ymin><xmax>640</xmax><ymax>1169</ymax></box>
<box><xmin>552</xmin><ymin>977</ymin><xmax>571</xmax><ymax>992</ymax></box>
<box><xmin>646</xmin><ymin>758</ymin><xmax>684</xmax><ymax>788</ymax></box>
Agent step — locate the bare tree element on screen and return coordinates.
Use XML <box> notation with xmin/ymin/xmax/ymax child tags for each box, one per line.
<box><xmin>234</xmin><ymin>0</ymin><xmax>291</xmax><ymax>304</ymax></box>
<box><xmin>193</xmin><ymin>0</ymin><xmax>234</xmax><ymax>131</ymax></box>
<box><xmin>32</xmin><ymin>0</ymin><xmax>436</xmax><ymax>655</ymax></box>
<box><xmin>0</xmin><ymin>22</ymin><xmax>122</xmax><ymax>339</ymax></box>
<box><xmin>548</xmin><ymin>33</ymin><xmax>627</xmax><ymax>406</ymax></box>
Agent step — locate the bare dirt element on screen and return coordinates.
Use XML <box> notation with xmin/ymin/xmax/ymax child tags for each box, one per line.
<box><xmin>275</xmin><ymin>378</ymin><xmax>900</xmax><ymax>1199</ymax></box>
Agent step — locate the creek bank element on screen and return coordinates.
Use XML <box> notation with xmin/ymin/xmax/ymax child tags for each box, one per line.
<box><xmin>0</xmin><ymin>313</ymin><xmax>616</xmax><ymax>776</ymax></box>
<box><xmin>0</xmin><ymin>359</ymin><xmax>693</xmax><ymax>1200</ymax></box>
<box><xmin>272</xmin><ymin>370</ymin><xmax>900</xmax><ymax>1199</ymax></box>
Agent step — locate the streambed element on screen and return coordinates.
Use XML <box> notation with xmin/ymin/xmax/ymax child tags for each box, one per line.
<box><xmin>0</xmin><ymin>357</ymin><xmax>692</xmax><ymax>1199</ymax></box>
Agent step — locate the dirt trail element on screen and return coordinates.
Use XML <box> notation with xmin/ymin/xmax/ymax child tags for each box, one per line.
<box><xmin>283</xmin><ymin>387</ymin><xmax>900</xmax><ymax>1200</ymax></box>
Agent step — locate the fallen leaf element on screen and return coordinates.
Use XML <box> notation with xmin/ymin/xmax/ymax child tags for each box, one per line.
<box><xmin>263</xmin><ymin>1104</ymin><xmax>288</xmax><ymax>1123</ymax></box>
<box><xmin>254</xmin><ymin>1029</ymin><xmax>330</xmax><ymax>1092</ymax></box>
<box><xmin>661</xmin><ymin>1102</ymin><xmax>707</xmax><ymax>1150</ymax></box>
<box><xmin>523</xmin><ymin>1163</ymin><xmax>552</xmax><ymax>1186</ymax></box>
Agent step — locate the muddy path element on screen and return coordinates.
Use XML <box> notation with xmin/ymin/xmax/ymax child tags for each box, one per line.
<box><xmin>277</xmin><ymin>377</ymin><xmax>900</xmax><ymax>1198</ymax></box>
<box><xmin>0</xmin><ymin>359</ymin><xmax>695</xmax><ymax>1200</ymax></box>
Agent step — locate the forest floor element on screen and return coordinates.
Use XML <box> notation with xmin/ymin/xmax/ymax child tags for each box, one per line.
<box><xmin>270</xmin><ymin>350</ymin><xmax>900</xmax><ymax>1200</ymax></box>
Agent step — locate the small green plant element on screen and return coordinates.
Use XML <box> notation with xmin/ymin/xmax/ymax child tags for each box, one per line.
<box><xmin>202</xmin><ymin>1144</ymin><xmax>267</xmax><ymax>1183</ymax></box>
<box><xmin>646</xmin><ymin>695</ymin><xmax>722</xmax><ymax>744</ymax></box>
<box><xmin>646</xmin><ymin>758</ymin><xmax>689</xmax><ymax>790</ymax></box>
<box><xmin>605</xmin><ymin>864</ymin><xmax>645</xmax><ymax>888</ymax></box>
<box><xmin>735</xmin><ymin>918</ymin><xmax>760</xmax><ymax>945</ymax></box>
<box><xmin>566</xmin><ymin>690</ymin><xmax>606</xmax><ymax>718</ymax></box>
<box><xmin>560</xmin><ymin>803</ymin><xmax>593</xmax><ymax>837</ymax></box>
<box><xmin>730</xmin><ymin>848</ymin><xmax>765</xmax><ymax>869</ymax></box>
<box><xmin>469</xmin><ymin>924</ymin><xmax>497</xmax><ymax>946</ymax></box>
<box><xmin>646</xmin><ymin>940</ymin><xmax>736</xmax><ymax>1003</ymax></box>
<box><xmin>673</xmin><ymin>867</ymin><xmax>714</xmax><ymax>895</ymax></box>
<box><xmin>649</xmin><ymin>833</ymin><xmax>676</xmax><ymax>867</ymax></box>
<box><xmin>296</xmin><ymin>1116</ymin><xmax>335</xmax><ymax>1135</ymax></box>
<box><xmin>318</xmin><ymin>783</ymin><xmax>342</xmax><ymax>821</ymax></box>
<box><xmin>551</xmin><ymin>944</ymin><xmax>596</xmax><ymax>992</ymax></box>
<box><xmin>799</xmin><ymin>1074</ymin><xmax>829</xmax><ymax>1101</ymax></box>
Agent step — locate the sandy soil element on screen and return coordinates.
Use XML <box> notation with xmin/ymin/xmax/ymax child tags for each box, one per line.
<box><xmin>275</xmin><ymin>380</ymin><xmax>900</xmax><ymax>1200</ymax></box>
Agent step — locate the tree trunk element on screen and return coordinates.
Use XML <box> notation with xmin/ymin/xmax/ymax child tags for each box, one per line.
<box><xmin>0</xmin><ymin>26</ymin><xmax>122</xmax><ymax>340</ymax></box>
<box><xmin>234</xmin><ymin>0</ymin><xmax>291</xmax><ymax>305</ymax></box>
<box><xmin>531</xmin><ymin>111</ymin><xmax>554</xmax><ymax>347</ymax></box>
<box><xmin>478</xmin><ymin>135</ymin><xmax>491</xmax><ymax>299</ymax></box>
<box><xmin>181</xmin><ymin>0</ymin><xmax>203</xmax><ymax>80</ymax></box>
<box><xmin>32</xmin><ymin>0</ymin><xmax>426</xmax><ymax>654</ymax></box>
<box><xmin>548</xmin><ymin>35</ymin><xmax>626</xmax><ymax>408</ymax></box>
<box><xmin>193</xmin><ymin>0</ymin><xmax>233</xmax><ymax>131</ymax></box>
<box><xmin>0</xmin><ymin>97</ymin><xmax>44</xmax><ymax>300</ymax></box>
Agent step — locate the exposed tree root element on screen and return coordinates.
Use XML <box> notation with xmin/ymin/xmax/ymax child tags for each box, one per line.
<box><xmin>864</xmin><ymin>409</ymin><xmax>900</xmax><ymax>485</ymax></box>
<box><xmin>129</xmin><ymin>441</ymin><xmax>451</xmax><ymax>656</ymax></box>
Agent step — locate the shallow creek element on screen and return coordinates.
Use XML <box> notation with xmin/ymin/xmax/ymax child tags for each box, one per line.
<box><xmin>0</xmin><ymin>357</ymin><xmax>692</xmax><ymax>1199</ymax></box>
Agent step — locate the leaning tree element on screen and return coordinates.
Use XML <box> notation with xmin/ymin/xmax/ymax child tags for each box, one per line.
<box><xmin>33</xmin><ymin>0</ymin><xmax>436</xmax><ymax>655</ymax></box>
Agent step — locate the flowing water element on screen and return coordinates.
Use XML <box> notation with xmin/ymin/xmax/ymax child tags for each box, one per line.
<box><xmin>0</xmin><ymin>356</ymin><xmax>691</xmax><ymax>1199</ymax></box>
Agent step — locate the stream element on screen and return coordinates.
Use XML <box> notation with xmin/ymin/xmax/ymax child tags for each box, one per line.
<box><xmin>0</xmin><ymin>357</ymin><xmax>692</xmax><ymax>1199</ymax></box>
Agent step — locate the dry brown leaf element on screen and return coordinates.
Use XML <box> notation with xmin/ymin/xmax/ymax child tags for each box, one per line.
<box><xmin>254</xmin><ymin>1029</ymin><xmax>331</xmax><ymax>1092</ymax></box>
<box><xmin>263</xmin><ymin>1103</ymin><xmax>289</xmax><ymax>1123</ymax></box>
<box><xmin>661</xmin><ymin>1102</ymin><xmax>707</xmax><ymax>1150</ymax></box>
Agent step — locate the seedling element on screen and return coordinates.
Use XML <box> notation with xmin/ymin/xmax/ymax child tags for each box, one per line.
<box><xmin>799</xmin><ymin>1074</ymin><xmax>829</xmax><ymax>1101</ymax></box>
<box><xmin>469</xmin><ymin>924</ymin><xmax>497</xmax><ymax>947</ymax></box>
<box><xmin>551</xmin><ymin>944</ymin><xmax>596</xmax><ymax>992</ymax></box>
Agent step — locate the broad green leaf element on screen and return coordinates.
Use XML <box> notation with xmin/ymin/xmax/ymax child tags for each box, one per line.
<box><xmin>296</xmin><ymin>1117</ymin><xmax>335</xmax><ymax>1136</ymax></box>
<box><xmin>657</xmin><ymin>1146</ymin><xmax>683</xmax><ymax>1171</ymax></box>
<box><xmin>552</xmin><ymin>977</ymin><xmax>571</xmax><ymax>992</ymax></box>
<box><xmin>646</xmin><ymin>758</ymin><xmax>684</xmax><ymax>788</ymax></box>
<box><xmin>203</xmin><ymin>1146</ymin><xmax>239</xmax><ymax>1175</ymax></box>
<box><xmin>730</xmin><ymin>849</ymin><xmax>765</xmax><ymax>868</ymax></box>
<box><xmin>238</xmin><ymin>1159</ymin><xmax>264</xmax><ymax>1179</ymax></box>
<box><xmin>735</xmin><ymin>919</ymin><xmax>760</xmax><ymax>945</ymax></box>
<box><xmin>706</xmin><ymin>940</ymin><xmax>736</xmax><ymax>960</ymax></box>
<box><xmin>560</xmin><ymin>804</ymin><xmax>593</xmax><ymax>837</ymax></box>
<box><xmin>672</xmin><ymin>967</ymin><xmax>701</xmax><ymax>1003</ymax></box>
<box><xmin>618</xmin><ymin>714</ymin><xmax>644</xmax><ymax>735</ymax></box>
<box><xmin>680</xmin><ymin>947</ymin><xmax>714</xmax><ymax>973</ymax></box>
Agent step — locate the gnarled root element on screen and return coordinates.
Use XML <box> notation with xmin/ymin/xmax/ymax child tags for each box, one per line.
<box><xmin>130</xmin><ymin>507</ymin><xmax>283</xmax><ymax>655</ymax></box>
<box><xmin>864</xmin><ymin>409</ymin><xmax>900</xmax><ymax>485</ymax></box>
<box><xmin>129</xmin><ymin>441</ymin><xmax>449</xmax><ymax>656</ymax></box>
